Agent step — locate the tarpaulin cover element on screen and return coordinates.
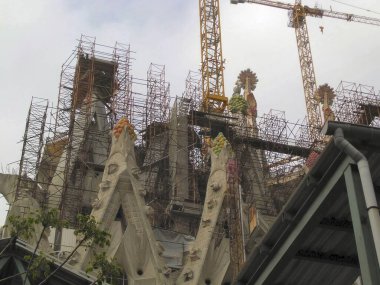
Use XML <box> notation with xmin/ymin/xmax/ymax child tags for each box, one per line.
<box><xmin>153</xmin><ymin>228</ymin><xmax>195</xmax><ymax>268</ymax></box>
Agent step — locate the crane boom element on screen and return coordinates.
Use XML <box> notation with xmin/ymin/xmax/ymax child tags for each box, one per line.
<box><xmin>234</xmin><ymin>0</ymin><xmax>380</xmax><ymax>26</ymax></box>
<box><xmin>232</xmin><ymin>0</ymin><xmax>293</xmax><ymax>10</ymax></box>
<box><xmin>232</xmin><ymin>0</ymin><xmax>380</xmax><ymax>141</ymax></box>
<box><xmin>318</xmin><ymin>10</ymin><xmax>380</xmax><ymax>25</ymax></box>
<box><xmin>199</xmin><ymin>0</ymin><xmax>228</xmax><ymax>112</ymax></box>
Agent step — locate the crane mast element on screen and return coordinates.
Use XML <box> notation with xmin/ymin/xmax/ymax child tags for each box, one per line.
<box><xmin>232</xmin><ymin>0</ymin><xmax>380</xmax><ymax>141</ymax></box>
<box><xmin>199</xmin><ymin>0</ymin><xmax>228</xmax><ymax>113</ymax></box>
<box><xmin>291</xmin><ymin>1</ymin><xmax>321</xmax><ymax>141</ymax></box>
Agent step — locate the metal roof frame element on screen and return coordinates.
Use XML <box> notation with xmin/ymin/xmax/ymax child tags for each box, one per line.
<box><xmin>236</xmin><ymin>122</ymin><xmax>380</xmax><ymax>284</ymax></box>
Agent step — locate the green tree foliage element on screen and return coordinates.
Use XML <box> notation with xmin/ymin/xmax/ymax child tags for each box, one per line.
<box><xmin>86</xmin><ymin>252</ymin><xmax>123</xmax><ymax>285</ymax></box>
<box><xmin>24</xmin><ymin>208</ymin><xmax>67</xmax><ymax>285</ymax></box>
<box><xmin>38</xmin><ymin>214</ymin><xmax>111</xmax><ymax>285</ymax></box>
<box><xmin>1</xmin><ymin>210</ymin><xmax>112</xmax><ymax>285</ymax></box>
<box><xmin>24</xmin><ymin>253</ymin><xmax>52</xmax><ymax>283</ymax></box>
<box><xmin>6</xmin><ymin>214</ymin><xmax>36</xmax><ymax>241</ymax></box>
<box><xmin>0</xmin><ymin>212</ymin><xmax>37</xmax><ymax>259</ymax></box>
<box><xmin>37</xmin><ymin>208</ymin><xmax>67</xmax><ymax>229</ymax></box>
<box><xmin>74</xmin><ymin>214</ymin><xmax>111</xmax><ymax>248</ymax></box>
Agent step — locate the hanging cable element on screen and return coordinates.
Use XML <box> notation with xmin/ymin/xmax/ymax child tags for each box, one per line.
<box><xmin>331</xmin><ymin>0</ymin><xmax>380</xmax><ymax>15</ymax></box>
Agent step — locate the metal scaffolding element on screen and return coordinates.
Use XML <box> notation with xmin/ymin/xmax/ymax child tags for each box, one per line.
<box><xmin>145</xmin><ymin>63</ymin><xmax>170</xmax><ymax>128</ymax></box>
<box><xmin>15</xmin><ymin>97</ymin><xmax>48</xmax><ymax>210</ymax></box>
<box><xmin>333</xmin><ymin>81</ymin><xmax>380</xmax><ymax>127</ymax></box>
<box><xmin>226</xmin><ymin>158</ymin><xmax>245</xmax><ymax>278</ymax></box>
<box><xmin>184</xmin><ymin>71</ymin><xmax>203</xmax><ymax>202</ymax></box>
<box><xmin>141</xmin><ymin>63</ymin><xmax>170</xmax><ymax>201</ymax></box>
<box><xmin>17</xmin><ymin>37</ymin><xmax>380</xmax><ymax>283</ymax></box>
<box><xmin>15</xmin><ymin>35</ymin><xmax>133</xmax><ymax>225</ymax></box>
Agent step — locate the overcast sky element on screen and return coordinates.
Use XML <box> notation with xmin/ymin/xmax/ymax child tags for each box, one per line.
<box><xmin>0</xmin><ymin>0</ymin><xmax>379</xmax><ymax>225</ymax></box>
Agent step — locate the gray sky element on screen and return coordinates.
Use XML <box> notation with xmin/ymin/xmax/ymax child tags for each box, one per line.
<box><xmin>0</xmin><ymin>0</ymin><xmax>379</xmax><ymax>225</ymax></box>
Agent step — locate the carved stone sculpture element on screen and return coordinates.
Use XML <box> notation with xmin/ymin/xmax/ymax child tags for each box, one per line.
<box><xmin>76</xmin><ymin>118</ymin><xmax>169</xmax><ymax>285</ymax></box>
<box><xmin>177</xmin><ymin>133</ymin><xmax>231</xmax><ymax>284</ymax></box>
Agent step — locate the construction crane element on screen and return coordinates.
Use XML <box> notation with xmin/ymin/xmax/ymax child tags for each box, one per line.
<box><xmin>231</xmin><ymin>0</ymin><xmax>380</xmax><ymax>141</ymax></box>
<box><xmin>199</xmin><ymin>1</ymin><xmax>246</xmax><ymax>279</ymax></box>
<box><xmin>199</xmin><ymin>0</ymin><xmax>228</xmax><ymax>113</ymax></box>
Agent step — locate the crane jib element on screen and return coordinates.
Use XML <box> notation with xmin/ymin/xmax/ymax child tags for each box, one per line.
<box><xmin>231</xmin><ymin>0</ymin><xmax>380</xmax><ymax>26</ymax></box>
<box><xmin>231</xmin><ymin>0</ymin><xmax>380</xmax><ymax>141</ymax></box>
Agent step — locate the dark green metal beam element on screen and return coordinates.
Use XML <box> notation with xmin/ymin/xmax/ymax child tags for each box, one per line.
<box><xmin>294</xmin><ymin>250</ymin><xmax>358</xmax><ymax>268</ymax></box>
<box><xmin>344</xmin><ymin>165</ymin><xmax>380</xmax><ymax>284</ymax></box>
<box><xmin>251</xmin><ymin>157</ymin><xmax>352</xmax><ymax>284</ymax></box>
<box><xmin>0</xmin><ymin>257</ymin><xmax>10</xmax><ymax>272</ymax></box>
<box><xmin>13</xmin><ymin>257</ymin><xmax>31</xmax><ymax>285</ymax></box>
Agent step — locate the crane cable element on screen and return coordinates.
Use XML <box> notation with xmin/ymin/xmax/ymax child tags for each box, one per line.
<box><xmin>331</xmin><ymin>0</ymin><xmax>380</xmax><ymax>15</ymax></box>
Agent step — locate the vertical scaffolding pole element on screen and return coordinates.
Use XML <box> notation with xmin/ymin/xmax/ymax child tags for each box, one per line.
<box><xmin>143</xmin><ymin>63</ymin><xmax>170</xmax><ymax>197</ymax></box>
<box><xmin>112</xmin><ymin>42</ymin><xmax>132</xmax><ymax>125</ymax></box>
<box><xmin>333</xmin><ymin>81</ymin><xmax>380</xmax><ymax>126</ymax></box>
<box><xmin>16</xmin><ymin>97</ymin><xmax>48</xmax><ymax>211</ymax></box>
<box><xmin>58</xmin><ymin>35</ymin><xmax>96</xmax><ymax>224</ymax></box>
<box><xmin>227</xmin><ymin>158</ymin><xmax>245</xmax><ymax>280</ymax></box>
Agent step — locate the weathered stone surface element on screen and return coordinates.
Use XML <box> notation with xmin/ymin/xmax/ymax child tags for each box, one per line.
<box><xmin>107</xmin><ymin>163</ymin><xmax>119</xmax><ymax>174</ymax></box>
<box><xmin>177</xmin><ymin>138</ymin><xmax>231</xmax><ymax>285</ymax></box>
<box><xmin>75</xmin><ymin>121</ymin><xmax>169</xmax><ymax>284</ymax></box>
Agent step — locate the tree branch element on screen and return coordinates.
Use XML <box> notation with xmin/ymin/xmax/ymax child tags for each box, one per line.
<box><xmin>0</xmin><ymin>271</ymin><xmax>26</xmax><ymax>283</ymax></box>
<box><xmin>0</xmin><ymin>236</ymin><xmax>16</xmax><ymax>256</ymax></box>
<box><xmin>23</xmin><ymin>226</ymin><xmax>46</xmax><ymax>285</ymax></box>
<box><xmin>37</xmin><ymin>237</ymin><xmax>87</xmax><ymax>285</ymax></box>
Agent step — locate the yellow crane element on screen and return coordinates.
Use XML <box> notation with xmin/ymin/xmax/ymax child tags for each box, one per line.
<box><xmin>199</xmin><ymin>0</ymin><xmax>228</xmax><ymax>113</ymax></box>
<box><xmin>231</xmin><ymin>0</ymin><xmax>380</xmax><ymax>141</ymax></box>
<box><xmin>199</xmin><ymin>1</ymin><xmax>245</xmax><ymax>278</ymax></box>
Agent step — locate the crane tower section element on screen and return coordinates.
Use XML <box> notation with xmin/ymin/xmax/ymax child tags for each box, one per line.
<box><xmin>199</xmin><ymin>0</ymin><xmax>228</xmax><ymax>112</ymax></box>
<box><xmin>232</xmin><ymin>0</ymin><xmax>380</xmax><ymax>141</ymax></box>
<box><xmin>289</xmin><ymin>1</ymin><xmax>322</xmax><ymax>141</ymax></box>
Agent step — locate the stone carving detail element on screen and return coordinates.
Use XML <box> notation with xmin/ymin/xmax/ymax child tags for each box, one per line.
<box><xmin>76</xmin><ymin>118</ymin><xmax>168</xmax><ymax>284</ymax></box>
<box><xmin>107</xmin><ymin>163</ymin><xmax>119</xmax><ymax>174</ymax></box>
<box><xmin>139</xmin><ymin>187</ymin><xmax>146</xmax><ymax>197</ymax></box>
<box><xmin>183</xmin><ymin>269</ymin><xmax>194</xmax><ymax>281</ymax></box>
<box><xmin>71</xmin><ymin>119</ymin><xmax>233</xmax><ymax>284</ymax></box>
<box><xmin>145</xmin><ymin>205</ymin><xmax>154</xmax><ymax>223</ymax></box>
<box><xmin>163</xmin><ymin>266</ymin><xmax>171</xmax><ymax>277</ymax></box>
<box><xmin>156</xmin><ymin>241</ymin><xmax>165</xmax><ymax>256</ymax></box>
<box><xmin>177</xmin><ymin>133</ymin><xmax>231</xmax><ymax>285</ymax></box>
<box><xmin>201</xmin><ymin>218</ymin><xmax>211</xmax><ymax>227</ymax></box>
<box><xmin>91</xmin><ymin>198</ymin><xmax>102</xmax><ymax>209</ymax></box>
<box><xmin>207</xmin><ymin>199</ymin><xmax>217</xmax><ymax>209</ymax></box>
<box><xmin>210</xmin><ymin>181</ymin><xmax>221</xmax><ymax>192</ymax></box>
<box><xmin>131</xmin><ymin>167</ymin><xmax>140</xmax><ymax>176</ymax></box>
<box><xmin>99</xmin><ymin>180</ymin><xmax>111</xmax><ymax>191</ymax></box>
<box><xmin>189</xmin><ymin>248</ymin><xmax>201</xmax><ymax>261</ymax></box>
